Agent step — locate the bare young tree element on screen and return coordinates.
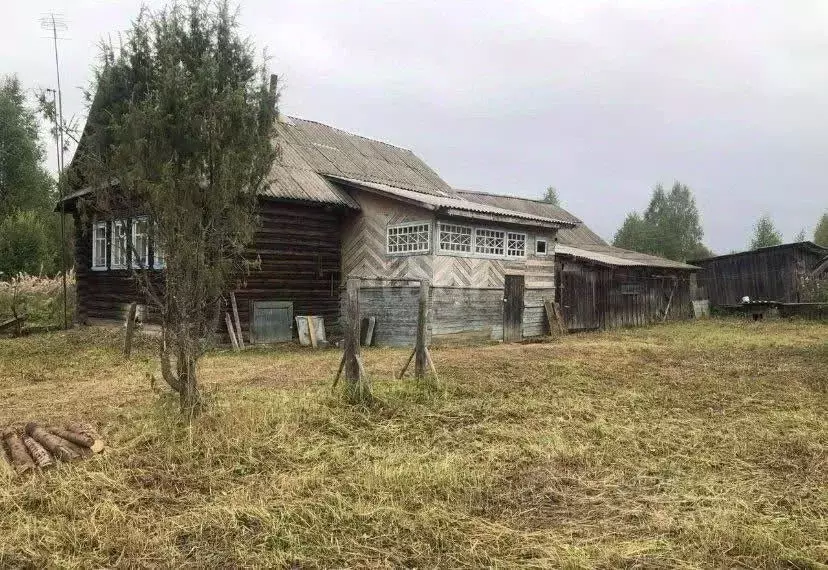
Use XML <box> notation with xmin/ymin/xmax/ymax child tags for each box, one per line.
<box><xmin>75</xmin><ymin>1</ymin><xmax>277</xmax><ymax>417</ymax></box>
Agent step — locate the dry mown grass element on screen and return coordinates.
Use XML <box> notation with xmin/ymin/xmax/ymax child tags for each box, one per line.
<box><xmin>0</xmin><ymin>320</ymin><xmax>826</xmax><ymax>568</ymax></box>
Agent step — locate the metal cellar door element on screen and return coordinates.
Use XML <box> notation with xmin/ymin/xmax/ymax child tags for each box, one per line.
<box><xmin>503</xmin><ymin>274</ymin><xmax>525</xmax><ymax>342</ymax></box>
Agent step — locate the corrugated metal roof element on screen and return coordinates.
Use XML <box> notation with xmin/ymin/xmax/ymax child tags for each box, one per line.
<box><xmin>276</xmin><ymin>117</ymin><xmax>455</xmax><ymax>198</ymax></box>
<box><xmin>455</xmin><ymin>189</ymin><xmax>607</xmax><ymax>247</ymax></box>
<box><xmin>557</xmin><ymin>244</ymin><xmax>698</xmax><ymax>270</ymax></box>
<box><xmin>328</xmin><ymin>176</ymin><xmax>576</xmax><ymax>228</ymax></box>
<box><xmin>687</xmin><ymin>241</ymin><xmax>828</xmax><ymax>264</ymax></box>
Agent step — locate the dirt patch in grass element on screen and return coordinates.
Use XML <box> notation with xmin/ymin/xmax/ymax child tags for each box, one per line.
<box><xmin>0</xmin><ymin>319</ymin><xmax>826</xmax><ymax>568</ymax></box>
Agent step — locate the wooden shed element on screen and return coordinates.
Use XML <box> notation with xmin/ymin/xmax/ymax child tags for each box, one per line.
<box><xmin>689</xmin><ymin>242</ymin><xmax>828</xmax><ymax>306</ymax></box>
<box><xmin>458</xmin><ymin>191</ymin><xmax>698</xmax><ymax>331</ymax></box>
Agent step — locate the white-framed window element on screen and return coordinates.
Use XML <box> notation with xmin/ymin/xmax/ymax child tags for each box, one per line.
<box><xmin>535</xmin><ymin>238</ymin><xmax>548</xmax><ymax>256</ymax></box>
<box><xmin>507</xmin><ymin>232</ymin><xmax>526</xmax><ymax>258</ymax></box>
<box><xmin>131</xmin><ymin>217</ymin><xmax>149</xmax><ymax>268</ymax></box>
<box><xmin>475</xmin><ymin>228</ymin><xmax>505</xmax><ymax>256</ymax></box>
<box><xmin>153</xmin><ymin>224</ymin><xmax>166</xmax><ymax>270</ymax></box>
<box><xmin>387</xmin><ymin>222</ymin><xmax>431</xmax><ymax>254</ymax></box>
<box><xmin>438</xmin><ymin>222</ymin><xmax>473</xmax><ymax>253</ymax></box>
<box><xmin>91</xmin><ymin>221</ymin><xmax>107</xmax><ymax>271</ymax></box>
<box><xmin>110</xmin><ymin>219</ymin><xmax>128</xmax><ymax>269</ymax></box>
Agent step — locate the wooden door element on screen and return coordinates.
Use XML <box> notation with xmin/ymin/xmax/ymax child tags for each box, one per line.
<box><xmin>561</xmin><ymin>268</ymin><xmax>599</xmax><ymax>331</ymax></box>
<box><xmin>503</xmin><ymin>275</ymin><xmax>524</xmax><ymax>342</ymax></box>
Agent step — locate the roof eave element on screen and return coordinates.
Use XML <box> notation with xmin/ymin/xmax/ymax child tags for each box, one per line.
<box><xmin>439</xmin><ymin>208</ymin><xmax>570</xmax><ymax>230</ymax></box>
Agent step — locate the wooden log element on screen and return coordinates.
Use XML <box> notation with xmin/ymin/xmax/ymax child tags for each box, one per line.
<box><xmin>25</xmin><ymin>423</ymin><xmax>79</xmax><ymax>461</ymax></box>
<box><xmin>2</xmin><ymin>431</ymin><xmax>35</xmax><ymax>474</ymax></box>
<box><xmin>63</xmin><ymin>422</ymin><xmax>105</xmax><ymax>454</ymax></box>
<box><xmin>22</xmin><ymin>435</ymin><xmax>54</xmax><ymax>469</ymax></box>
<box><xmin>47</xmin><ymin>426</ymin><xmax>102</xmax><ymax>454</ymax></box>
<box><xmin>343</xmin><ymin>278</ymin><xmax>362</xmax><ymax>383</ymax></box>
<box><xmin>225</xmin><ymin>312</ymin><xmax>240</xmax><ymax>351</ymax></box>
<box><xmin>124</xmin><ymin>301</ymin><xmax>138</xmax><ymax>359</ymax></box>
<box><xmin>46</xmin><ymin>432</ymin><xmax>93</xmax><ymax>458</ymax></box>
<box><xmin>0</xmin><ymin>440</ymin><xmax>14</xmax><ymax>478</ymax></box>
<box><xmin>231</xmin><ymin>292</ymin><xmax>245</xmax><ymax>350</ymax></box>
<box><xmin>414</xmin><ymin>280</ymin><xmax>429</xmax><ymax>381</ymax></box>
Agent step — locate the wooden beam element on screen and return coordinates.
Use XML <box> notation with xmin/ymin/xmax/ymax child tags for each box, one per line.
<box><xmin>225</xmin><ymin>312</ymin><xmax>240</xmax><ymax>351</ymax></box>
<box><xmin>230</xmin><ymin>292</ymin><xmax>245</xmax><ymax>350</ymax></box>
<box><xmin>307</xmin><ymin>315</ymin><xmax>318</xmax><ymax>349</ymax></box>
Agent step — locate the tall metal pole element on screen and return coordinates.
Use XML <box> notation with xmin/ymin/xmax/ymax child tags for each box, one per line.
<box><xmin>47</xmin><ymin>13</ymin><xmax>69</xmax><ymax>330</ymax></box>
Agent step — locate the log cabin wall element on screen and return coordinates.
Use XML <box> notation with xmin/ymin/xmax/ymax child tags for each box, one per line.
<box><xmin>72</xmin><ymin>197</ymin><xmax>344</xmax><ymax>341</ymax></box>
<box><xmin>691</xmin><ymin>245</ymin><xmax>826</xmax><ymax>306</ymax></box>
<box><xmin>556</xmin><ymin>259</ymin><xmax>694</xmax><ymax>331</ymax></box>
<box><xmin>340</xmin><ymin>189</ymin><xmax>559</xmax><ymax>346</ymax></box>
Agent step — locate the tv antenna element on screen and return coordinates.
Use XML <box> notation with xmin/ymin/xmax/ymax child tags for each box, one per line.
<box><xmin>40</xmin><ymin>12</ymin><xmax>70</xmax><ymax>330</ymax></box>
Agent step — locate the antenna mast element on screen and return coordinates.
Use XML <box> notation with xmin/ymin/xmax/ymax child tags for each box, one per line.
<box><xmin>41</xmin><ymin>12</ymin><xmax>69</xmax><ymax>330</ymax></box>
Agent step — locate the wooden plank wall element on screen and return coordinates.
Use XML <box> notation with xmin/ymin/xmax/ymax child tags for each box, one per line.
<box><xmin>693</xmin><ymin>247</ymin><xmax>824</xmax><ymax>306</ymax></box>
<box><xmin>73</xmin><ymin>198</ymin><xmax>343</xmax><ymax>341</ymax></box>
<box><xmin>557</xmin><ymin>260</ymin><xmax>694</xmax><ymax>331</ymax></box>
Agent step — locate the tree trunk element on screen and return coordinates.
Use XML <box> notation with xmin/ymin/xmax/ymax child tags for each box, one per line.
<box><xmin>178</xmin><ymin>353</ymin><xmax>202</xmax><ymax>418</ymax></box>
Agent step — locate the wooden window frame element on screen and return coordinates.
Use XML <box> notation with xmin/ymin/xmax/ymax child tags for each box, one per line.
<box><xmin>91</xmin><ymin>220</ymin><xmax>108</xmax><ymax>271</ymax></box>
<box><xmin>438</xmin><ymin>222</ymin><xmax>473</xmax><ymax>253</ymax></box>
<box><xmin>131</xmin><ymin>216</ymin><xmax>150</xmax><ymax>269</ymax></box>
<box><xmin>535</xmin><ymin>238</ymin><xmax>548</xmax><ymax>256</ymax></box>
<box><xmin>506</xmin><ymin>232</ymin><xmax>527</xmax><ymax>258</ymax></box>
<box><xmin>110</xmin><ymin>219</ymin><xmax>128</xmax><ymax>270</ymax></box>
<box><xmin>474</xmin><ymin>228</ymin><xmax>506</xmax><ymax>257</ymax></box>
<box><xmin>387</xmin><ymin>221</ymin><xmax>431</xmax><ymax>255</ymax></box>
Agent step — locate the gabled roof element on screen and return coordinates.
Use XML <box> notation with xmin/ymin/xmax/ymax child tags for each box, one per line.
<box><xmin>458</xmin><ymin>189</ymin><xmax>697</xmax><ymax>270</ymax></box>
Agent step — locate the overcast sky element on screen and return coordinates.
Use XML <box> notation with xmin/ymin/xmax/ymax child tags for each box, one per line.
<box><xmin>5</xmin><ymin>1</ymin><xmax>827</xmax><ymax>253</ymax></box>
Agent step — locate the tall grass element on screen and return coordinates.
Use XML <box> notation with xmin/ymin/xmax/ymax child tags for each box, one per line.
<box><xmin>0</xmin><ymin>320</ymin><xmax>826</xmax><ymax>567</ymax></box>
<box><xmin>0</xmin><ymin>271</ymin><xmax>75</xmax><ymax>328</ymax></box>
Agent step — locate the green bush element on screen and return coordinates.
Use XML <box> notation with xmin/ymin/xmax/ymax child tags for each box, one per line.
<box><xmin>0</xmin><ymin>210</ymin><xmax>55</xmax><ymax>277</ymax></box>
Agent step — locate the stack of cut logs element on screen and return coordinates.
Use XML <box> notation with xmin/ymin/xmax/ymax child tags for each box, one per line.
<box><xmin>0</xmin><ymin>422</ymin><xmax>105</xmax><ymax>477</ymax></box>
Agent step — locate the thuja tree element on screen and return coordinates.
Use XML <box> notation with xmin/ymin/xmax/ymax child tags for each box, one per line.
<box><xmin>78</xmin><ymin>1</ymin><xmax>277</xmax><ymax>416</ymax></box>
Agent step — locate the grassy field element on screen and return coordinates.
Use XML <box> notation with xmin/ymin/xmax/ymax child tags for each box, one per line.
<box><xmin>0</xmin><ymin>320</ymin><xmax>826</xmax><ymax>568</ymax></box>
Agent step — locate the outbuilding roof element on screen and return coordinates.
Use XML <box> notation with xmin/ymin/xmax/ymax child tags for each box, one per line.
<box><xmin>457</xmin><ymin>189</ymin><xmax>697</xmax><ymax>270</ymax></box>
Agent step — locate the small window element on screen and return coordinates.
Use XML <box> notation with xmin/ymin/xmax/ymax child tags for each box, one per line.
<box><xmin>536</xmin><ymin>238</ymin><xmax>548</xmax><ymax>256</ymax></box>
<box><xmin>475</xmin><ymin>228</ymin><xmax>505</xmax><ymax>256</ymax></box>
<box><xmin>387</xmin><ymin>222</ymin><xmax>430</xmax><ymax>254</ymax></box>
<box><xmin>506</xmin><ymin>232</ymin><xmax>526</xmax><ymax>257</ymax></box>
<box><xmin>111</xmin><ymin>219</ymin><xmax>128</xmax><ymax>269</ymax></box>
<box><xmin>132</xmin><ymin>217</ymin><xmax>149</xmax><ymax>268</ymax></box>
<box><xmin>91</xmin><ymin>221</ymin><xmax>107</xmax><ymax>271</ymax></box>
<box><xmin>438</xmin><ymin>222</ymin><xmax>473</xmax><ymax>253</ymax></box>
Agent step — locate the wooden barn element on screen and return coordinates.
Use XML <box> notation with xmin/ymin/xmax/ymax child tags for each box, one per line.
<box><xmin>61</xmin><ymin>113</ymin><xmax>577</xmax><ymax>346</ymax></box>
<box><xmin>689</xmin><ymin>242</ymin><xmax>828</xmax><ymax>306</ymax></box>
<box><xmin>457</xmin><ymin>191</ymin><xmax>699</xmax><ymax>331</ymax></box>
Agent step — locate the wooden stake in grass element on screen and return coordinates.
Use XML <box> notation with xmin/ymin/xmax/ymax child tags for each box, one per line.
<box><xmin>124</xmin><ymin>301</ymin><xmax>138</xmax><ymax>359</ymax></box>
<box><xmin>336</xmin><ymin>278</ymin><xmax>372</xmax><ymax>403</ymax></box>
<box><xmin>25</xmin><ymin>423</ymin><xmax>79</xmax><ymax>462</ymax></box>
<box><xmin>398</xmin><ymin>280</ymin><xmax>439</xmax><ymax>384</ymax></box>
<box><xmin>22</xmin><ymin>435</ymin><xmax>54</xmax><ymax>469</ymax></box>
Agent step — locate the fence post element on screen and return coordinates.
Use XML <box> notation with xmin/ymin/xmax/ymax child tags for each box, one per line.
<box><xmin>414</xmin><ymin>279</ymin><xmax>428</xmax><ymax>381</ymax></box>
<box><xmin>334</xmin><ymin>277</ymin><xmax>372</xmax><ymax>403</ymax></box>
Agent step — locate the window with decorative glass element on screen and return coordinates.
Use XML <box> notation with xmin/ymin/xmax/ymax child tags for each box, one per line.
<box><xmin>92</xmin><ymin>221</ymin><xmax>107</xmax><ymax>270</ymax></box>
<box><xmin>387</xmin><ymin>222</ymin><xmax>431</xmax><ymax>254</ymax></box>
<box><xmin>506</xmin><ymin>232</ymin><xmax>526</xmax><ymax>257</ymax></box>
<box><xmin>131</xmin><ymin>217</ymin><xmax>150</xmax><ymax>268</ymax></box>
<box><xmin>438</xmin><ymin>223</ymin><xmax>473</xmax><ymax>253</ymax></box>
<box><xmin>474</xmin><ymin>228</ymin><xmax>505</xmax><ymax>256</ymax></box>
<box><xmin>110</xmin><ymin>219</ymin><xmax>128</xmax><ymax>269</ymax></box>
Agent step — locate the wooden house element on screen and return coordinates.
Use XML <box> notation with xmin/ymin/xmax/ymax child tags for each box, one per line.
<box><xmin>457</xmin><ymin>191</ymin><xmax>699</xmax><ymax>331</ymax></box>
<box><xmin>689</xmin><ymin>242</ymin><xmax>828</xmax><ymax>306</ymax></box>
<box><xmin>62</xmin><ymin>115</ymin><xmax>577</xmax><ymax>346</ymax></box>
